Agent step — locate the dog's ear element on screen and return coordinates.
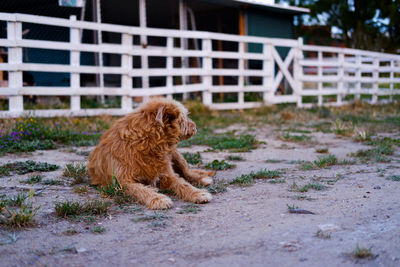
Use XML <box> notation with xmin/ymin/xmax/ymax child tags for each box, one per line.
<box><xmin>155</xmin><ymin>103</ymin><xmax>180</xmax><ymax>126</ymax></box>
<box><xmin>155</xmin><ymin>105</ymin><xmax>164</xmax><ymax>126</ymax></box>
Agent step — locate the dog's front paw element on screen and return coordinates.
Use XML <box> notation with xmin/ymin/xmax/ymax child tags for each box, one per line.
<box><xmin>148</xmin><ymin>195</ymin><xmax>173</xmax><ymax>210</ymax></box>
<box><xmin>191</xmin><ymin>190</ymin><xmax>212</xmax><ymax>204</ymax></box>
<box><xmin>199</xmin><ymin>177</ymin><xmax>213</xmax><ymax>186</ymax></box>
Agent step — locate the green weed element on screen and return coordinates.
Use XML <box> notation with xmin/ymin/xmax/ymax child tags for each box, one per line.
<box><xmin>291</xmin><ymin>182</ymin><xmax>327</xmax><ymax>192</ymax></box>
<box><xmin>179</xmin><ymin>130</ymin><xmax>259</xmax><ymax>152</ymax></box>
<box><xmin>264</xmin><ymin>159</ymin><xmax>285</xmax><ymax>163</ymax></box>
<box><xmin>6</xmin><ymin>193</ymin><xmax>29</xmax><ymax>207</ymax></box>
<box><xmin>268</xmin><ymin>179</ymin><xmax>286</xmax><ymax>184</ymax></box>
<box><xmin>279</xmin><ymin>133</ymin><xmax>311</xmax><ymax>143</ymax></box>
<box><xmin>0</xmin><ymin>160</ymin><xmax>59</xmax><ymax>177</ymax></box>
<box><xmin>73</xmin><ymin>185</ymin><xmax>90</xmax><ymax>194</ymax></box>
<box><xmin>0</xmin><ymin>232</ymin><xmax>19</xmax><ymax>245</ymax></box>
<box><xmin>183</xmin><ymin>152</ymin><xmax>202</xmax><ymax>165</ymax></box>
<box><xmin>202</xmin><ymin>180</ymin><xmax>229</xmax><ymax>194</ymax></box>
<box><xmin>314</xmin><ymin>154</ymin><xmax>338</xmax><ymax>168</ymax></box>
<box><xmin>176</xmin><ymin>204</ymin><xmax>201</xmax><ymax>214</ymax></box>
<box><xmin>63</xmin><ymin>163</ymin><xmax>88</xmax><ymax>184</ymax></box>
<box><xmin>42</xmin><ymin>179</ymin><xmax>64</xmax><ymax>185</ymax></box>
<box><xmin>315</xmin><ymin>147</ymin><xmax>329</xmax><ymax>154</ymax></box>
<box><xmin>54</xmin><ymin>200</ymin><xmax>111</xmax><ymax>219</ymax></box>
<box><xmin>352</xmin><ymin>245</ymin><xmax>374</xmax><ymax>259</ymax></box>
<box><xmin>205</xmin><ymin>160</ymin><xmax>235</xmax><ymax>170</ymax></box>
<box><xmin>299</xmin><ymin>161</ymin><xmax>315</xmax><ymax>170</ymax></box>
<box><xmin>91</xmin><ymin>226</ymin><xmax>106</xmax><ymax>234</ymax></box>
<box><xmin>230</xmin><ymin>174</ymin><xmax>255</xmax><ymax>186</ymax></box>
<box><xmin>230</xmin><ymin>169</ymin><xmax>281</xmax><ymax>186</ymax></box>
<box><xmin>20</xmin><ymin>175</ymin><xmax>43</xmax><ymax>184</ymax></box>
<box><xmin>0</xmin><ymin>189</ymin><xmax>40</xmax><ymax>228</ymax></box>
<box><xmin>132</xmin><ymin>212</ymin><xmax>170</xmax><ymax>222</ymax></box>
<box><xmin>97</xmin><ymin>174</ymin><xmax>132</xmax><ymax>204</ymax></box>
<box><xmin>386</xmin><ymin>175</ymin><xmax>400</xmax><ymax>181</ymax></box>
<box><xmin>315</xmin><ymin>230</ymin><xmax>331</xmax><ymax>239</ymax></box>
<box><xmin>226</xmin><ymin>155</ymin><xmax>244</xmax><ymax>161</ymax></box>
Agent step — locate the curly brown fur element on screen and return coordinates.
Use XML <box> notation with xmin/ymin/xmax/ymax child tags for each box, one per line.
<box><xmin>88</xmin><ymin>98</ymin><xmax>214</xmax><ymax>209</ymax></box>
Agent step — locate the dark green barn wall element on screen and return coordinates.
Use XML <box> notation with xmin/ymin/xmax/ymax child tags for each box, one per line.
<box><xmin>246</xmin><ymin>7</ymin><xmax>294</xmax><ymax>58</ymax></box>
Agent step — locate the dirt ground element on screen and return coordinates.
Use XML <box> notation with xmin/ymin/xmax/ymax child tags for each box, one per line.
<box><xmin>0</xmin><ymin>123</ymin><xmax>399</xmax><ymax>267</ymax></box>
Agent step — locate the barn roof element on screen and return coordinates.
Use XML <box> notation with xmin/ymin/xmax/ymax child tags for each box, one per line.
<box><xmin>225</xmin><ymin>0</ymin><xmax>310</xmax><ymax>15</ymax></box>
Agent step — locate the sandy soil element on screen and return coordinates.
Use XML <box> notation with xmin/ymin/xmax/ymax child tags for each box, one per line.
<box><xmin>0</xmin><ymin>125</ymin><xmax>399</xmax><ymax>267</ymax></box>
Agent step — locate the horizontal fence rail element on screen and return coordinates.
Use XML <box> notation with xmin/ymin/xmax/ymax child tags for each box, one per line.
<box><xmin>0</xmin><ymin>12</ymin><xmax>399</xmax><ymax>117</ymax></box>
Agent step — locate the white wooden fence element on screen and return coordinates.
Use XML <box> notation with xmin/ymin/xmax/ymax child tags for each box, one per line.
<box><xmin>0</xmin><ymin>12</ymin><xmax>399</xmax><ymax>118</ymax></box>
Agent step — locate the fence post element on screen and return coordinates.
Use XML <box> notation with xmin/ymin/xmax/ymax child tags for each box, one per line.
<box><xmin>70</xmin><ymin>16</ymin><xmax>81</xmax><ymax>112</ymax></box>
<box><xmin>166</xmin><ymin>36</ymin><xmax>174</xmax><ymax>99</ymax></box>
<box><xmin>337</xmin><ymin>52</ymin><xmax>344</xmax><ymax>105</ymax></box>
<box><xmin>389</xmin><ymin>60</ymin><xmax>394</xmax><ymax>102</ymax></box>
<box><xmin>238</xmin><ymin>41</ymin><xmax>245</xmax><ymax>107</ymax></box>
<box><xmin>263</xmin><ymin>43</ymin><xmax>274</xmax><ymax>105</ymax></box>
<box><xmin>317</xmin><ymin>51</ymin><xmax>323</xmax><ymax>106</ymax></box>
<box><xmin>7</xmin><ymin>20</ymin><xmax>23</xmax><ymax>113</ymax></box>
<box><xmin>355</xmin><ymin>55</ymin><xmax>361</xmax><ymax>100</ymax></box>
<box><xmin>372</xmin><ymin>57</ymin><xmax>379</xmax><ymax>104</ymax></box>
<box><xmin>121</xmin><ymin>33</ymin><xmax>133</xmax><ymax>112</ymax></box>
<box><xmin>202</xmin><ymin>38</ymin><xmax>212</xmax><ymax>107</ymax></box>
<box><xmin>294</xmin><ymin>37</ymin><xmax>303</xmax><ymax>107</ymax></box>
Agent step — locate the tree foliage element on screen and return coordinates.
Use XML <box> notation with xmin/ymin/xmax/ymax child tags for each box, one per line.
<box><xmin>277</xmin><ymin>0</ymin><xmax>400</xmax><ymax>52</ymax></box>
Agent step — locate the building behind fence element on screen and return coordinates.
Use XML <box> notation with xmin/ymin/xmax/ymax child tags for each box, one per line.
<box><xmin>0</xmin><ymin>12</ymin><xmax>399</xmax><ymax>118</ymax></box>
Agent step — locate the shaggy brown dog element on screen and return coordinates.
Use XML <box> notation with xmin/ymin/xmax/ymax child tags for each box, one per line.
<box><xmin>88</xmin><ymin>98</ymin><xmax>214</xmax><ymax>210</ymax></box>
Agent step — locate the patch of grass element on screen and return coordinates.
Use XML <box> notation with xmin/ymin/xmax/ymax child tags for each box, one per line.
<box><xmin>97</xmin><ymin>174</ymin><xmax>132</xmax><ymax>205</ymax></box>
<box><xmin>386</xmin><ymin>175</ymin><xmax>400</xmax><ymax>181</ymax></box>
<box><xmin>20</xmin><ymin>175</ymin><xmax>43</xmax><ymax>184</ymax></box>
<box><xmin>132</xmin><ymin>212</ymin><xmax>170</xmax><ymax>222</ymax></box>
<box><xmin>268</xmin><ymin>179</ymin><xmax>286</xmax><ymax>184</ymax></box>
<box><xmin>351</xmin><ymin>137</ymin><xmax>396</xmax><ymax>163</ymax></box>
<box><xmin>179</xmin><ymin>130</ymin><xmax>260</xmax><ymax>152</ymax></box>
<box><xmin>352</xmin><ymin>130</ymin><xmax>370</xmax><ymax>142</ymax></box>
<box><xmin>226</xmin><ymin>155</ymin><xmax>244</xmax><ymax>161</ymax></box>
<box><xmin>299</xmin><ymin>161</ymin><xmax>315</xmax><ymax>170</ymax></box>
<box><xmin>91</xmin><ymin>226</ymin><xmax>106</xmax><ymax>234</ymax></box>
<box><xmin>253</xmin><ymin>169</ymin><xmax>282</xmax><ymax>179</ymax></box>
<box><xmin>283</xmin><ymin>128</ymin><xmax>312</xmax><ymax>134</ymax></box>
<box><xmin>279</xmin><ymin>133</ymin><xmax>311</xmax><ymax>143</ymax></box>
<box><xmin>338</xmin><ymin>158</ymin><xmax>357</xmax><ymax>165</ymax></box>
<box><xmin>203</xmin><ymin>180</ymin><xmax>229</xmax><ymax>194</ymax></box>
<box><xmin>264</xmin><ymin>159</ymin><xmax>285</xmax><ymax>163</ymax></box>
<box><xmin>63</xmin><ymin>229</ymin><xmax>80</xmax><ymax>235</ymax></box>
<box><xmin>76</xmin><ymin>150</ymin><xmax>91</xmax><ymax>157</ymax></box>
<box><xmin>0</xmin><ymin>232</ymin><xmax>19</xmax><ymax>245</ymax></box>
<box><xmin>183</xmin><ymin>152</ymin><xmax>202</xmax><ymax>165</ymax></box>
<box><xmin>230</xmin><ymin>174</ymin><xmax>255</xmax><ymax>186</ymax></box>
<box><xmin>205</xmin><ymin>160</ymin><xmax>235</xmax><ymax>170</ymax></box>
<box><xmin>42</xmin><ymin>179</ymin><xmax>64</xmax><ymax>185</ymax></box>
<box><xmin>73</xmin><ymin>185</ymin><xmax>89</xmax><ymax>194</ymax></box>
<box><xmin>54</xmin><ymin>199</ymin><xmax>111</xmax><ymax>219</ymax></box>
<box><xmin>314</xmin><ymin>230</ymin><xmax>331</xmax><ymax>239</ymax></box>
<box><xmin>352</xmin><ymin>245</ymin><xmax>374</xmax><ymax>259</ymax></box>
<box><xmin>0</xmin><ymin>189</ymin><xmax>40</xmax><ymax>228</ymax></box>
<box><xmin>315</xmin><ymin>147</ymin><xmax>329</xmax><ymax>154</ymax></box>
<box><xmin>0</xmin><ymin>116</ymin><xmax>103</xmax><ymax>154</ymax></box>
<box><xmin>332</xmin><ymin>119</ymin><xmax>354</xmax><ymax>137</ymax></box>
<box><xmin>5</xmin><ymin>193</ymin><xmax>29</xmax><ymax>207</ymax></box>
<box><xmin>291</xmin><ymin>181</ymin><xmax>327</xmax><ymax>192</ymax></box>
<box><xmin>230</xmin><ymin>169</ymin><xmax>281</xmax><ymax>186</ymax></box>
<box><xmin>63</xmin><ymin>163</ymin><xmax>88</xmax><ymax>185</ymax></box>
<box><xmin>0</xmin><ymin>160</ymin><xmax>59</xmax><ymax>177</ymax></box>
<box><xmin>176</xmin><ymin>204</ymin><xmax>201</xmax><ymax>214</ymax></box>
<box><xmin>287</xmin><ymin>204</ymin><xmax>299</xmax><ymax>211</ymax></box>
<box><xmin>313</xmin><ymin>154</ymin><xmax>338</xmax><ymax>168</ymax></box>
